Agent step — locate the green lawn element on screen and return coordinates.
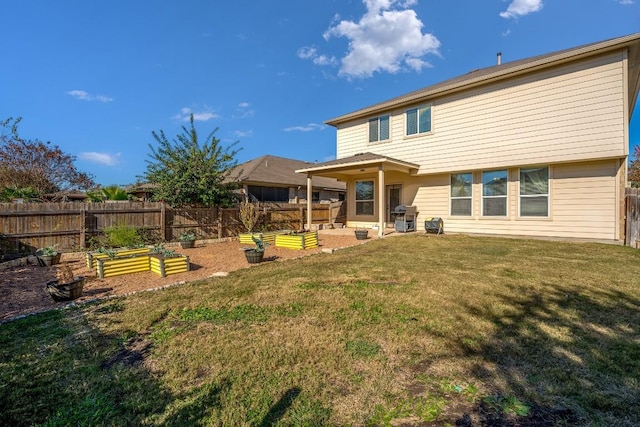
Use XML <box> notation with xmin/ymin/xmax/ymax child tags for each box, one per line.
<box><xmin>1</xmin><ymin>234</ymin><xmax>639</xmax><ymax>426</ymax></box>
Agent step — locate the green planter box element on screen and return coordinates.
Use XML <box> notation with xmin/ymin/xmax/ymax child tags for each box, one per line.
<box><xmin>96</xmin><ymin>254</ymin><xmax>190</xmax><ymax>278</ymax></box>
<box><xmin>275</xmin><ymin>232</ymin><xmax>318</xmax><ymax>250</ymax></box>
<box><xmin>86</xmin><ymin>247</ymin><xmax>152</xmax><ymax>269</ymax></box>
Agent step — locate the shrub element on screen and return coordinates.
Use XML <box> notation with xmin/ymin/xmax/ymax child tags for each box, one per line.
<box><xmin>103</xmin><ymin>224</ymin><xmax>144</xmax><ymax>248</ymax></box>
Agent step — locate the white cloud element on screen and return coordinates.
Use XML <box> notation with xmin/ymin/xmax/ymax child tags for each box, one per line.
<box><xmin>233</xmin><ymin>102</ymin><xmax>255</xmax><ymax>119</ymax></box>
<box><xmin>619</xmin><ymin>0</ymin><xmax>634</xmax><ymax>4</ymax></box>
<box><xmin>500</xmin><ymin>0</ymin><xmax>543</xmax><ymax>19</ymax></box>
<box><xmin>172</xmin><ymin>107</ymin><xmax>218</xmax><ymax>122</ymax></box>
<box><xmin>234</xmin><ymin>130</ymin><xmax>253</xmax><ymax>138</ymax></box>
<box><xmin>320</xmin><ymin>0</ymin><xmax>440</xmax><ymax>78</ymax></box>
<box><xmin>78</xmin><ymin>152</ymin><xmax>121</xmax><ymax>166</ymax></box>
<box><xmin>67</xmin><ymin>90</ymin><xmax>113</xmax><ymax>103</ymax></box>
<box><xmin>283</xmin><ymin>123</ymin><xmax>326</xmax><ymax>132</ymax></box>
<box><xmin>297</xmin><ymin>46</ymin><xmax>338</xmax><ymax>67</ymax></box>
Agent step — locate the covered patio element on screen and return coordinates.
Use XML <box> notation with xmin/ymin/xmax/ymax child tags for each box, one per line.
<box><xmin>296</xmin><ymin>152</ymin><xmax>419</xmax><ymax>237</ymax></box>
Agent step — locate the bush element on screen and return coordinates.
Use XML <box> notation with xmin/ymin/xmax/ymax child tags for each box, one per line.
<box><xmin>103</xmin><ymin>225</ymin><xmax>144</xmax><ymax>248</ymax></box>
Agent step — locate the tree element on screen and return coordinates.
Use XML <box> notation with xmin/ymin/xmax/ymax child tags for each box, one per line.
<box><xmin>629</xmin><ymin>145</ymin><xmax>640</xmax><ymax>188</ymax></box>
<box><xmin>141</xmin><ymin>114</ymin><xmax>241</xmax><ymax>207</ymax></box>
<box><xmin>100</xmin><ymin>185</ymin><xmax>129</xmax><ymax>201</ymax></box>
<box><xmin>0</xmin><ymin>117</ymin><xmax>95</xmax><ymax>199</ymax></box>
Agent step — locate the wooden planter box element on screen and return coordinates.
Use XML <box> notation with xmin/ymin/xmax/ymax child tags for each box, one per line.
<box><xmin>86</xmin><ymin>247</ymin><xmax>152</xmax><ymax>269</ymax></box>
<box><xmin>46</xmin><ymin>277</ymin><xmax>85</xmax><ymax>302</ymax></box>
<box><xmin>275</xmin><ymin>231</ymin><xmax>318</xmax><ymax>250</ymax></box>
<box><xmin>96</xmin><ymin>254</ymin><xmax>190</xmax><ymax>278</ymax></box>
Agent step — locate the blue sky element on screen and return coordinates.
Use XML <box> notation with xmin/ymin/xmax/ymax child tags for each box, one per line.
<box><xmin>2</xmin><ymin>0</ymin><xmax>639</xmax><ymax>186</ymax></box>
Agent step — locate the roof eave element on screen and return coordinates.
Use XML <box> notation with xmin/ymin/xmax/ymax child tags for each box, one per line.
<box><xmin>296</xmin><ymin>157</ymin><xmax>420</xmax><ymax>175</ymax></box>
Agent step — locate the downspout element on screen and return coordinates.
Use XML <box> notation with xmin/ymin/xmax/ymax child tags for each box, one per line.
<box><xmin>378</xmin><ymin>165</ymin><xmax>385</xmax><ymax>237</ymax></box>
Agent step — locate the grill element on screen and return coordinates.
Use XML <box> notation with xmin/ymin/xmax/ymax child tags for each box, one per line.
<box><xmin>392</xmin><ymin>205</ymin><xmax>417</xmax><ymax>232</ymax></box>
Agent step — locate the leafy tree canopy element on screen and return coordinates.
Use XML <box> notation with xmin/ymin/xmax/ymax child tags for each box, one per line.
<box><xmin>141</xmin><ymin>114</ymin><xmax>241</xmax><ymax>207</ymax></box>
<box><xmin>629</xmin><ymin>145</ymin><xmax>640</xmax><ymax>188</ymax></box>
<box><xmin>0</xmin><ymin>117</ymin><xmax>95</xmax><ymax>200</ymax></box>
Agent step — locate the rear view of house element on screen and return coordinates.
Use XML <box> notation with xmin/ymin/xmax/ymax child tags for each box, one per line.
<box><xmin>298</xmin><ymin>33</ymin><xmax>640</xmax><ymax>242</ymax></box>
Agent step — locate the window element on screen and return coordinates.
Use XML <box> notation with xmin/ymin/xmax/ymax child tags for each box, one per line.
<box><xmin>248</xmin><ymin>185</ymin><xmax>289</xmax><ymax>202</ymax></box>
<box><xmin>369</xmin><ymin>115</ymin><xmax>390</xmax><ymax>142</ymax></box>
<box><xmin>312</xmin><ymin>191</ymin><xmax>320</xmax><ymax>203</ymax></box>
<box><xmin>406</xmin><ymin>106</ymin><xmax>431</xmax><ymax>135</ymax></box>
<box><xmin>520</xmin><ymin>167</ymin><xmax>549</xmax><ymax>217</ymax></box>
<box><xmin>482</xmin><ymin>170</ymin><xmax>507</xmax><ymax>216</ymax></box>
<box><xmin>355</xmin><ymin>180</ymin><xmax>374</xmax><ymax>215</ymax></box>
<box><xmin>451</xmin><ymin>173</ymin><xmax>472</xmax><ymax>216</ymax></box>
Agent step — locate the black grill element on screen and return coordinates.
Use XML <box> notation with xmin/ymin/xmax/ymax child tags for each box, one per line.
<box><xmin>392</xmin><ymin>205</ymin><xmax>417</xmax><ymax>232</ymax></box>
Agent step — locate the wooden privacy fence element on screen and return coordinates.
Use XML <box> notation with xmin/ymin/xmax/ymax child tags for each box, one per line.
<box><xmin>625</xmin><ymin>188</ymin><xmax>640</xmax><ymax>247</ymax></box>
<box><xmin>0</xmin><ymin>201</ymin><xmax>346</xmax><ymax>253</ymax></box>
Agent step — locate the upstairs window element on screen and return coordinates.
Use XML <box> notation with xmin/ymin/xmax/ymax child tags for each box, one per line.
<box><xmin>520</xmin><ymin>167</ymin><xmax>549</xmax><ymax>217</ymax></box>
<box><xmin>451</xmin><ymin>173</ymin><xmax>472</xmax><ymax>216</ymax></box>
<box><xmin>369</xmin><ymin>115</ymin><xmax>390</xmax><ymax>142</ymax></box>
<box><xmin>482</xmin><ymin>170</ymin><xmax>507</xmax><ymax>216</ymax></box>
<box><xmin>406</xmin><ymin>106</ymin><xmax>431</xmax><ymax>135</ymax></box>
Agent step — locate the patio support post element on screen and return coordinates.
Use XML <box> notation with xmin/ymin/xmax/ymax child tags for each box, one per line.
<box><xmin>378</xmin><ymin>165</ymin><xmax>385</xmax><ymax>237</ymax></box>
<box><xmin>306</xmin><ymin>174</ymin><xmax>313</xmax><ymax>231</ymax></box>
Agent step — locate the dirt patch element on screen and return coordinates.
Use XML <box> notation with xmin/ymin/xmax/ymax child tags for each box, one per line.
<box><xmin>0</xmin><ymin>232</ymin><xmax>369</xmax><ymax>322</ymax></box>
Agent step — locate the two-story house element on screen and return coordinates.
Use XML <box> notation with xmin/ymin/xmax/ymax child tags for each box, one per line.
<box><xmin>297</xmin><ymin>33</ymin><xmax>640</xmax><ymax>242</ymax></box>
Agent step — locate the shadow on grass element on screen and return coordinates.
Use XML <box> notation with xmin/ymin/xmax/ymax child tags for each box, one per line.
<box><xmin>455</xmin><ymin>284</ymin><xmax>640</xmax><ymax>425</ymax></box>
<box><xmin>259</xmin><ymin>387</ymin><xmax>301</xmax><ymax>427</ymax></box>
<box><xmin>0</xmin><ymin>302</ymin><xmax>211</xmax><ymax>426</ymax></box>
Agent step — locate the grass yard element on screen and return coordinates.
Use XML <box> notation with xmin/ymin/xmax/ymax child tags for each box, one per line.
<box><xmin>1</xmin><ymin>234</ymin><xmax>639</xmax><ymax>426</ymax></box>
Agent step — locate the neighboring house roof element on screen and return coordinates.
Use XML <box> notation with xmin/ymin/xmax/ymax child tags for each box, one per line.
<box><xmin>230</xmin><ymin>155</ymin><xmax>346</xmax><ymax>190</ymax></box>
<box><xmin>296</xmin><ymin>152</ymin><xmax>419</xmax><ymax>176</ymax></box>
<box><xmin>326</xmin><ymin>32</ymin><xmax>640</xmax><ymax>126</ymax></box>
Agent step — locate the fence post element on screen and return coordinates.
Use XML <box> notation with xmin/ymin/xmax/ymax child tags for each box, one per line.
<box><xmin>218</xmin><ymin>207</ymin><xmax>224</xmax><ymax>238</ymax></box>
<box><xmin>626</xmin><ymin>188</ymin><xmax>638</xmax><ymax>247</ymax></box>
<box><xmin>80</xmin><ymin>205</ymin><xmax>86</xmax><ymax>249</ymax></box>
<box><xmin>160</xmin><ymin>202</ymin><xmax>166</xmax><ymax>241</ymax></box>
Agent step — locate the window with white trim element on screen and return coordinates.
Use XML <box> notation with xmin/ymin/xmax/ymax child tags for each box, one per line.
<box><xmin>355</xmin><ymin>180</ymin><xmax>374</xmax><ymax>215</ymax></box>
<box><xmin>519</xmin><ymin>167</ymin><xmax>549</xmax><ymax>217</ymax></box>
<box><xmin>406</xmin><ymin>106</ymin><xmax>431</xmax><ymax>135</ymax></box>
<box><xmin>451</xmin><ymin>173</ymin><xmax>472</xmax><ymax>216</ymax></box>
<box><xmin>368</xmin><ymin>115</ymin><xmax>390</xmax><ymax>142</ymax></box>
<box><xmin>482</xmin><ymin>170</ymin><xmax>507</xmax><ymax>216</ymax></box>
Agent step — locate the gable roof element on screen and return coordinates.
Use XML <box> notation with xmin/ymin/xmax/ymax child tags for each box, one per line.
<box><xmin>296</xmin><ymin>152</ymin><xmax>419</xmax><ymax>176</ymax></box>
<box><xmin>326</xmin><ymin>33</ymin><xmax>640</xmax><ymax>126</ymax></box>
<box><xmin>229</xmin><ymin>155</ymin><xmax>346</xmax><ymax>191</ymax></box>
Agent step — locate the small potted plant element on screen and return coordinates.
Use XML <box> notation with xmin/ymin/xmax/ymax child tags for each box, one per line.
<box><xmin>244</xmin><ymin>234</ymin><xmax>269</xmax><ymax>264</ymax></box>
<box><xmin>36</xmin><ymin>245</ymin><xmax>60</xmax><ymax>266</ymax></box>
<box><xmin>179</xmin><ymin>230</ymin><xmax>196</xmax><ymax>249</ymax></box>
<box><xmin>45</xmin><ymin>263</ymin><xmax>85</xmax><ymax>302</ymax></box>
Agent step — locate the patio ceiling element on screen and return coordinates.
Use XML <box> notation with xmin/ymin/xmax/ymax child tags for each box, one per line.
<box><xmin>295</xmin><ymin>152</ymin><xmax>419</xmax><ymax>179</ymax></box>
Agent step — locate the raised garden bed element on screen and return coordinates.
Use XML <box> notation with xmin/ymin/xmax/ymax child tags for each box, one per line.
<box><xmin>275</xmin><ymin>231</ymin><xmax>318</xmax><ymax>250</ymax></box>
<box><xmin>238</xmin><ymin>232</ymin><xmax>286</xmax><ymax>246</ymax></box>
<box><xmin>86</xmin><ymin>247</ymin><xmax>152</xmax><ymax>269</ymax></box>
<box><xmin>96</xmin><ymin>254</ymin><xmax>190</xmax><ymax>278</ymax></box>
<box><xmin>149</xmin><ymin>254</ymin><xmax>190</xmax><ymax>277</ymax></box>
